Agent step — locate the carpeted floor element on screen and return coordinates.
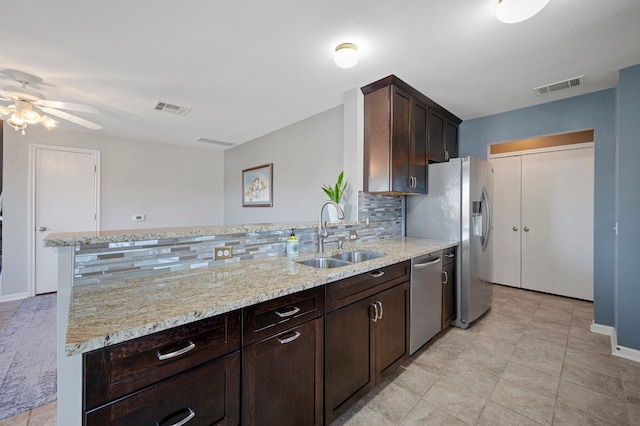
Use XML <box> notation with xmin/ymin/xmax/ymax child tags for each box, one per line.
<box><xmin>0</xmin><ymin>294</ymin><xmax>57</xmax><ymax>420</ymax></box>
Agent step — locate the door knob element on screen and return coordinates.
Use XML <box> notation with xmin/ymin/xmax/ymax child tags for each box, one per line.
<box><xmin>513</xmin><ymin>226</ymin><xmax>518</xmax><ymax>231</ymax></box>
<box><xmin>38</xmin><ymin>226</ymin><xmax>47</xmax><ymax>231</ymax></box>
<box><xmin>524</xmin><ymin>227</ymin><xmax>530</xmax><ymax>232</ymax></box>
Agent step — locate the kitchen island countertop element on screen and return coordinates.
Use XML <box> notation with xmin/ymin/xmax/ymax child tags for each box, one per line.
<box><xmin>65</xmin><ymin>236</ymin><xmax>456</xmax><ymax>356</ymax></box>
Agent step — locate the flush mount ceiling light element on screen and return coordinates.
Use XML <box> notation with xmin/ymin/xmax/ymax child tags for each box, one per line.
<box><xmin>496</xmin><ymin>0</ymin><xmax>550</xmax><ymax>23</ymax></box>
<box><xmin>334</xmin><ymin>43</ymin><xmax>358</xmax><ymax>69</ymax></box>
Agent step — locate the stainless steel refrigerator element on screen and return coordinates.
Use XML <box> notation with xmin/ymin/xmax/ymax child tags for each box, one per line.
<box><xmin>406</xmin><ymin>156</ymin><xmax>493</xmax><ymax>329</ymax></box>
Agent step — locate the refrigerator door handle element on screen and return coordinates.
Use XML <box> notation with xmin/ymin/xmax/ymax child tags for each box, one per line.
<box><xmin>481</xmin><ymin>185</ymin><xmax>493</xmax><ymax>251</ymax></box>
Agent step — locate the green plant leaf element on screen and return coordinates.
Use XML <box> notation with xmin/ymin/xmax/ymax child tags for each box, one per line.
<box><xmin>321</xmin><ymin>171</ymin><xmax>348</xmax><ymax>203</ymax></box>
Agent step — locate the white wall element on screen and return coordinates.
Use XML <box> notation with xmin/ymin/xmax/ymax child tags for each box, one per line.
<box><xmin>1</xmin><ymin>126</ymin><xmax>224</xmax><ymax>299</ymax></box>
<box><xmin>223</xmin><ymin>106</ymin><xmax>347</xmax><ymax>224</ymax></box>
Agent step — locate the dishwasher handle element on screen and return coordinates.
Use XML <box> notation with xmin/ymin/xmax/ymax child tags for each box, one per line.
<box><xmin>413</xmin><ymin>257</ymin><xmax>441</xmax><ymax>269</ymax></box>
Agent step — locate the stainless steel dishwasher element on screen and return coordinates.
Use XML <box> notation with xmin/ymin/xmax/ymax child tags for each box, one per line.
<box><xmin>410</xmin><ymin>251</ymin><xmax>443</xmax><ymax>355</ymax></box>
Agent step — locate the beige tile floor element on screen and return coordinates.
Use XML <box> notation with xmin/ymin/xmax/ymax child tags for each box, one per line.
<box><xmin>0</xmin><ymin>284</ymin><xmax>638</xmax><ymax>425</ymax></box>
<box><xmin>334</xmin><ymin>284</ymin><xmax>640</xmax><ymax>425</ymax></box>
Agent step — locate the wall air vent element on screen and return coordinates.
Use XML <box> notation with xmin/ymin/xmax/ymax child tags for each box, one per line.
<box><xmin>152</xmin><ymin>101</ymin><xmax>192</xmax><ymax>116</ymax></box>
<box><xmin>195</xmin><ymin>137</ymin><xmax>235</xmax><ymax>147</ymax></box>
<box><xmin>533</xmin><ymin>75</ymin><xmax>584</xmax><ymax>96</ymax></box>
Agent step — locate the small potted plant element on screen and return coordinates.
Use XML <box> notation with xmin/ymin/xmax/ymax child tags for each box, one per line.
<box><xmin>322</xmin><ymin>171</ymin><xmax>347</xmax><ymax>221</ymax></box>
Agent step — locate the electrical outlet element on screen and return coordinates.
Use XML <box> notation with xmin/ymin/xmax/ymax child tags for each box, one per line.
<box><xmin>349</xmin><ymin>230</ymin><xmax>358</xmax><ymax>240</ymax></box>
<box><xmin>132</xmin><ymin>214</ymin><xmax>145</xmax><ymax>222</ymax></box>
<box><xmin>214</xmin><ymin>245</ymin><xmax>233</xmax><ymax>260</ymax></box>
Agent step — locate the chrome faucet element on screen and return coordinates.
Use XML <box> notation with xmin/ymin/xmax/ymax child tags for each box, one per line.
<box><xmin>317</xmin><ymin>200</ymin><xmax>345</xmax><ymax>253</ymax></box>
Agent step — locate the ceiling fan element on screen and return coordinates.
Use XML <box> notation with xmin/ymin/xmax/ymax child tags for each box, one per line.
<box><xmin>0</xmin><ymin>69</ymin><xmax>102</xmax><ymax>135</ymax></box>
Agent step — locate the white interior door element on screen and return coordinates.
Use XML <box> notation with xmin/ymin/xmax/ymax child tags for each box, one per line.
<box><xmin>521</xmin><ymin>147</ymin><xmax>594</xmax><ymax>300</ymax></box>
<box><xmin>490</xmin><ymin>156</ymin><xmax>522</xmax><ymax>288</ymax></box>
<box><xmin>33</xmin><ymin>146</ymin><xmax>99</xmax><ymax>294</ymax></box>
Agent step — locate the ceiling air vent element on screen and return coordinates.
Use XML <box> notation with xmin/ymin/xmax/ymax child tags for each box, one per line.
<box><xmin>195</xmin><ymin>137</ymin><xmax>235</xmax><ymax>147</ymax></box>
<box><xmin>533</xmin><ymin>75</ymin><xmax>584</xmax><ymax>96</ymax></box>
<box><xmin>152</xmin><ymin>101</ymin><xmax>192</xmax><ymax>116</ymax></box>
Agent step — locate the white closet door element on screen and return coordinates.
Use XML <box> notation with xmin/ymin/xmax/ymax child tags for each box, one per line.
<box><xmin>521</xmin><ymin>147</ymin><xmax>594</xmax><ymax>300</ymax></box>
<box><xmin>490</xmin><ymin>156</ymin><xmax>522</xmax><ymax>288</ymax></box>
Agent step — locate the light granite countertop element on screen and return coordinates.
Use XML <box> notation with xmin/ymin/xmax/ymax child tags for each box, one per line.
<box><xmin>65</xmin><ymin>237</ymin><xmax>457</xmax><ymax>356</ymax></box>
<box><xmin>44</xmin><ymin>221</ymin><xmax>359</xmax><ymax>247</ymax></box>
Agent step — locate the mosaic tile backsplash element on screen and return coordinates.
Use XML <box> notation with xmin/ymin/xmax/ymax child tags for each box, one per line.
<box><xmin>73</xmin><ymin>192</ymin><xmax>403</xmax><ymax>286</ymax></box>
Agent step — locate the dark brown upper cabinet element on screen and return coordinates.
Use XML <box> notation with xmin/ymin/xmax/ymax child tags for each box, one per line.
<box><xmin>428</xmin><ymin>109</ymin><xmax>460</xmax><ymax>163</ymax></box>
<box><xmin>362</xmin><ymin>75</ymin><xmax>462</xmax><ymax>194</ymax></box>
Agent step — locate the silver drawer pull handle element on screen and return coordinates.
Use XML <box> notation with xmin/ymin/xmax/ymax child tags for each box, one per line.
<box><xmin>276</xmin><ymin>331</ymin><xmax>301</xmax><ymax>344</ymax></box>
<box><xmin>162</xmin><ymin>407</ymin><xmax>196</xmax><ymax>426</ymax></box>
<box><xmin>369</xmin><ymin>270</ymin><xmax>385</xmax><ymax>278</ymax></box>
<box><xmin>445</xmin><ymin>253</ymin><xmax>455</xmax><ymax>258</ymax></box>
<box><xmin>443</xmin><ymin>271</ymin><xmax>449</xmax><ymax>284</ymax></box>
<box><xmin>157</xmin><ymin>341</ymin><xmax>196</xmax><ymax>361</ymax></box>
<box><xmin>275</xmin><ymin>306</ymin><xmax>301</xmax><ymax>318</ymax></box>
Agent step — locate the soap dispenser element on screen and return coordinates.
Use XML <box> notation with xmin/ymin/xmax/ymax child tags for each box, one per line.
<box><xmin>286</xmin><ymin>229</ymin><xmax>299</xmax><ymax>258</ymax></box>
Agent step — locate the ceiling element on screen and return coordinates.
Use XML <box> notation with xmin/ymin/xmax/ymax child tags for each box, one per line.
<box><xmin>2</xmin><ymin>0</ymin><xmax>639</xmax><ymax>149</ymax></box>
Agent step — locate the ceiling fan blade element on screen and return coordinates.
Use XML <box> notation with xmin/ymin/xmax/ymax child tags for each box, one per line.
<box><xmin>37</xmin><ymin>99</ymin><xmax>100</xmax><ymax>114</ymax></box>
<box><xmin>40</xmin><ymin>107</ymin><xmax>103</xmax><ymax>130</ymax></box>
<box><xmin>0</xmin><ymin>88</ymin><xmax>18</xmax><ymax>101</ymax></box>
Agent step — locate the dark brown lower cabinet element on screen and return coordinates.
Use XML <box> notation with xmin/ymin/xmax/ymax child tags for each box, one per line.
<box><xmin>242</xmin><ymin>318</ymin><xmax>324</xmax><ymax>426</ymax></box>
<box><xmin>85</xmin><ymin>352</ymin><xmax>240</xmax><ymax>425</ymax></box>
<box><xmin>325</xmin><ymin>281</ymin><xmax>409</xmax><ymax>423</ymax></box>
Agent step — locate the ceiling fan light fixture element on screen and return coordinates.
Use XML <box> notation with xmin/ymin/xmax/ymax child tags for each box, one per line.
<box><xmin>7</xmin><ymin>116</ymin><xmax>27</xmax><ymax>135</ymax></box>
<box><xmin>9</xmin><ymin>113</ymin><xmax>25</xmax><ymax>126</ymax></box>
<box><xmin>20</xmin><ymin>107</ymin><xmax>42</xmax><ymax>124</ymax></box>
<box><xmin>334</xmin><ymin>43</ymin><xmax>358</xmax><ymax>69</ymax></box>
<box><xmin>40</xmin><ymin>115</ymin><xmax>58</xmax><ymax>130</ymax></box>
<box><xmin>496</xmin><ymin>0</ymin><xmax>550</xmax><ymax>23</ymax></box>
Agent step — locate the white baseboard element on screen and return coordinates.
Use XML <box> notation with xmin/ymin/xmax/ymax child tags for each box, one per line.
<box><xmin>591</xmin><ymin>322</ymin><xmax>640</xmax><ymax>363</ymax></box>
<box><xmin>590</xmin><ymin>322</ymin><xmax>614</xmax><ymax>336</ymax></box>
<box><xmin>0</xmin><ymin>292</ymin><xmax>29</xmax><ymax>303</ymax></box>
<box><xmin>613</xmin><ymin>344</ymin><xmax>640</xmax><ymax>363</ymax></box>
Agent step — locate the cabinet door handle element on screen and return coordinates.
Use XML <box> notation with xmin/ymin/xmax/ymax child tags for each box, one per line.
<box><xmin>376</xmin><ymin>301</ymin><xmax>383</xmax><ymax>321</ymax></box>
<box><xmin>513</xmin><ymin>226</ymin><xmax>518</xmax><ymax>231</ymax></box>
<box><xmin>524</xmin><ymin>227</ymin><xmax>530</xmax><ymax>232</ymax></box>
<box><xmin>370</xmin><ymin>303</ymin><xmax>379</xmax><ymax>322</ymax></box>
<box><xmin>369</xmin><ymin>270</ymin><xmax>385</xmax><ymax>278</ymax></box>
<box><xmin>159</xmin><ymin>407</ymin><xmax>196</xmax><ymax>426</ymax></box>
<box><xmin>442</xmin><ymin>271</ymin><xmax>449</xmax><ymax>284</ymax></box>
<box><xmin>156</xmin><ymin>341</ymin><xmax>196</xmax><ymax>361</ymax></box>
<box><xmin>276</xmin><ymin>331</ymin><xmax>301</xmax><ymax>344</ymax></box>
<box><xmin>275</xmin><ymin>306</ymin><xmax>300</xmax><ymax>318</ymax></box>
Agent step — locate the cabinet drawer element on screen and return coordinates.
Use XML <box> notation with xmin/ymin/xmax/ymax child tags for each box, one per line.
<box><xmin>242</xmin><ymin>287</ymin><xmax>324</xmax><ymax>346</ymax></box>
<box><xmin>325</xmin><ymin>261</ymin><xmax>410</xmax><ymax>312</ymax></box>
<box><xmin>84</xmin><ymin>310</ymin><xmax>241</xmax><ymax>409</ymax></box>
<box><xmin>85</xmin><ymin>351</ymin><xmax>240</xmax><ymax>426</ymax></box>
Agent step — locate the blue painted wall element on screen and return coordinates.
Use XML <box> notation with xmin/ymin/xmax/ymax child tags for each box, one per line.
<box><xmin>616</xmin><ymin>64</ymin><xmax>640</xmax><ymax>350</ymax></box>
<box><xmin>459</xmin><ymin>89</ymin><xmax>617</xmax><ymax>328</ymax></box>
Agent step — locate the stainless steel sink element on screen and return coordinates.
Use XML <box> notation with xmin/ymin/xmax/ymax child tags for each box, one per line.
<box><xmin>296</xmin><ymin>258</ymin><xmax>352</xmax><ymax>269</ymax></box>
<box><xmin>331</xmin><ymin>251</ymin><xmax>385</xmax><ymax>263</ymax></box>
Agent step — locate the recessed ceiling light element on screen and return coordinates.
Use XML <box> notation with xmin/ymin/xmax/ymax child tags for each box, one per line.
<box><xmin>496</xmin><ymin>0</ymin><xmax>550</xmax><ymax>24</ymax></box>
<box><xmin>334</xmin><ymin>43</ymin><xmax>358</xmax><ymax>69</ymax></box>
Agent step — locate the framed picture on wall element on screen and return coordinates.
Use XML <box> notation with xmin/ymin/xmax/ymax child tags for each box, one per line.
<box><xmin>242</xmin><ymin>163</ymin><xmax>273</xmax><ymax>207</ymax></box>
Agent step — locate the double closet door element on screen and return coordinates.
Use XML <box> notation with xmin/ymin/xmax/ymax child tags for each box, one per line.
<box><xmin>490</xmin><ymin>145</ymin><xmax>594</xmax><ymax>301</ymax></box>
